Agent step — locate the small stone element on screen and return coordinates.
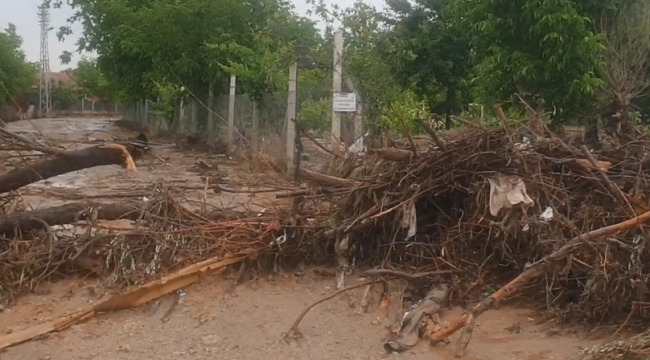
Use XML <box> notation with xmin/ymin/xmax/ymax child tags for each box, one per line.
<box><xmin>118</xmin><ymin>345</ymin><xmax>130</xmax><ymax>353</ymax></box>
<box><xmin>201</xmin><ymin>335</ymin><xmax>220</xmax><ymax>346</ymax></box>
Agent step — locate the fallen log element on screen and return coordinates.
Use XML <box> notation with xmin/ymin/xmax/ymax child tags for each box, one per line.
<box><xmin>0</xmin><ymin>142</ymin><xmax>146</xmax><ymax>194</ymax></box>
<box><xmin>0</xmin><ymin>201</ymin><xmax>144</xmax><ymax>233</ymax></box>
<box><xmin>416</xmin><ymin>119</ymin><xmax>447</xmax><ymax>151</ymax></box>
<box><xmin>371</xmin><ymin>148</ymin><xmax>414</xmax><ymax>162</ymax></box>
<box><xmin>301</xmin><ymin>168</ymin><xmax>360</xmax><ymax>187</ymax></box>
<box><xmin>425</xmin><ymin>210</ymin><xmax>650</xmax><ymax>351</ymax></box>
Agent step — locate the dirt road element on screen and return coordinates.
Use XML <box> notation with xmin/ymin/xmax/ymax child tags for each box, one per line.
<box><xmin>0</xmin><ymin>117</ymin><xmax>603</xmax><ymax>360</ymax></box>
<box><xmin>0</xmin><ymin>272</ymin><xmax>600</xmax><ymax>360</ymax></box>
<box><xmin>4</xmin><ymin>117</ymin><xmax>286</xmax><ymax>211</ymax></box>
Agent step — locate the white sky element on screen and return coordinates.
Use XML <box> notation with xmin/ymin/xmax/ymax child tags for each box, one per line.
<box><xmin>0</xmin><ymin>0</ymin><xmax>383</xmax><ymax>71</ymax></box>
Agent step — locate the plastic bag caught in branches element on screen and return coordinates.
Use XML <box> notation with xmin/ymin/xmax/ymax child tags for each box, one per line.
<box><xmin>400</xmin><ymin>200</ymin><xmax>417</xmax><ymax>241</ymax></box>
<box><xmin>487</xmin><ymin>174</ymin><xmax>534</xmax><ymax>217</ymax></box>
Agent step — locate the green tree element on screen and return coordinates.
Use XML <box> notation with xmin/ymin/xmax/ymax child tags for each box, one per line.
<box><xmin>73</xmin><ymin>57</ymin><xmax>114</xmax><ymax>103</ymax></box>
<box><xmin>51</xmin><ymin>0</ymin><xmax>323</xmax><ymax>135</ymax></box>
<box><xmin>448</xmin><ymin>0</ymin><xmax>606</xmax><ymax>122</ymax></box>
<box><xmin>0</xmin><ymin>24</ymin><xmax>36</xmax><ymax>107</ymax></box>
<box><xmin>384</xmin><ymin>0</ymin><xmax>472</xmax><ymax>128</ymax></box>
<box><xmin>51</xmin><ymin>83</ymin><xmax>78</xmax><ymax>110</ymax></box>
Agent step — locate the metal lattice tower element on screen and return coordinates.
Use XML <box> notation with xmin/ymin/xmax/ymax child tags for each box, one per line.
<box><xmin>38</xmin><ymin>2</ymin><xmax>52</xmax><ymax>116</ymax></box>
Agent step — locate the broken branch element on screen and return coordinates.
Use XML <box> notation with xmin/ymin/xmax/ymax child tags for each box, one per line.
<box><xmin>0</xmin><ymin>201</ymin><xmax>143</xmax><ymax>234</ymax></box>
<box><xmin>283</xmin><ymin>280</ymin><xmax>382</xmax><ymax>340</ymax></box>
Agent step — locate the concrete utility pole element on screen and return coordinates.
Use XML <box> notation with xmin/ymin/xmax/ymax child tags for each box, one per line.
<box><xmin>207</xmin><ymin>82</ymin><xmax>214</xmax><ymax>139</ymax></box>
<box><xmin>38</xmin><ymin>2</ymin><xmax>52</xmax><ymax>117</ymax></box>
<box><xmin>331</xmin><ymin>30</ymin><xmax>343</xmax><ymax>155</ymax></box>
<box><xmin>227</xmin><ymin>75</ymin><xmax>236</xmax><ymax>145</ymax></box>
<box><xmin>285</xmin><ymin>63</ymin><xmax>298</xmax><ymax>175</ymax></box>
<box><xmin>251</xmin><ymin>102</ymin><xmax>259</xmax><ymax>150</ymax></box>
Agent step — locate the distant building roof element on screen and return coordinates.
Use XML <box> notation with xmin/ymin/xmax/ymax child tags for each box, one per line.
<box><xmin>36</xmin><ymin>72</ymin><xmax>74</xmax><ymax>85</ymax></box>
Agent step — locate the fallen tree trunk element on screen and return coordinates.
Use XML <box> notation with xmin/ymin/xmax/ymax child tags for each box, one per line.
<box><xmin>301</xmin><ymin>168</ymin><xmax>360</xmax><ymax>187</ymax></box>
<box><xmin>371</xmin><ymin>148</ymin><xmax>414</xmax><ymax>162</ymax></box>
<box><xmin>425</xmin><ymin>210</ymin><xmax>650</xmax><ymax>349</ymax></box>
<box><xmin>0</xmin><ymin>142</ymin><xmax>145</xmax><ymax>194</ymax></box>
<box><xmin>0</xmin><ymin>201</ymin><xmax>144</xmax><ymax>233</ymax></box>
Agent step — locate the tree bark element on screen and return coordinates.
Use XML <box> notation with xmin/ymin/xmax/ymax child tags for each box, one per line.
<box><xmin>0</xmin><ymin>201</ymin><xmax>143</xmax><ymax>234</ymax></box>
<box><xmin>0</xmin><ymin>142</ymin><xmax>146</xmax><ymax>194</ymax></box>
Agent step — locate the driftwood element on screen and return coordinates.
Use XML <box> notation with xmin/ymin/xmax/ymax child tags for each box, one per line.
<box><xmin>0</xmin><ymin>140</ymin><xmax>147</xmax><ymax>194</ymax></box>
<box><xmin>425</xmin><ymin>210</ymin><xmax>650</xmax><ymax>349</ymax></box>
<box><xmin>416</xmin><ymin>119</ymin><xmax>447</xmax><ymax>151</ymax></box>
<box><xmin>284</xmin><ymin>280</ymin><xmax>382</xmax><ymax>340</ymax></box>
<box><xmin>372</xmin><ymin>148</ymin><xmax>414</xmax><ymax>162</ymax></box>
<box><xmin>301</xmin><ymin>168</ymin><xmax>360</xmax><ymax>187</ymax></box>
<box><xmin>0</xmin><ymin>201</ymin><xmax>144</xmax><ymax>233</ymax></box>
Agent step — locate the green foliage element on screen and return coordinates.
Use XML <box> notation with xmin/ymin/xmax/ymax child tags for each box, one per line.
<box><xmin>51</xmin><ymin>83</ymin><xmax>78</xmax><ymax>109</ymax></box>
<box><xmin>449</xmin><ymin>0</ymin><xmax>605</xmax><ymax>118</ymax></box>
<box><xmin>0</xmin><ymin>24</ymin><xmax>37</xmax><ymax>106</ymax></box>
<box><xmin>298</xmin><ymin>98</ymin><xmax>330</xmax><ymax>133</ymax></box>
<box><xmin>379</xmin><ymin>90</ymin><xmax>430</xmax><ymax>132</ymax></box>
<box><xmin>384</xmin><ymin>0</ymin><xmax>471</xmax><ymax>117</ymax></box>
<box><xmin>48</xmin><ymin>0</ymin><xmax>650</xmax><ymax>132</ymax></box>
<box><xmin>151</xmin><ymin>81</ymin><xmax>182</xmax><ymax>122</ymax></box>
<box><xmin>73</xmin><ymin>57</ymin><xmax>115</xmax><ymax>101</ymax></box>
<box><xmin>59</xmin><ymin>51</ymin><xmax>72</xmax><ymax>65</ymax></box>
<box><xmin>55</xmin><ymin>0</ymin><xmax>322</xmax><ymax>106</ymax></box>
<box><xmin>295</xmin><ymin>68</ymin><xmax>331</xmax><ymax>133</ymax></box>
<box><xmin>308</xmin><ymin>0</ymin><xmax>470</xmax><ymax>133</ymax></box>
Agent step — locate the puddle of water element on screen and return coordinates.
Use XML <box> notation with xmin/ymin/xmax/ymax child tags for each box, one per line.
<box><xmin>30</xmin><ymin>177</ymin><xmax>87</xmax><ymax>190</ymax></box>
<box><xmin>26</xmin><ymin>169</ymin><xmax>97</xmax><ymax>191</ymax></box>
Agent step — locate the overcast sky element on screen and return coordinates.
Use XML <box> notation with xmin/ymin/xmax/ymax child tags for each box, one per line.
<box><xmin>0</xmin><ymin>0</ymin><xmax>383</xmax><ymax>72</ymax></box>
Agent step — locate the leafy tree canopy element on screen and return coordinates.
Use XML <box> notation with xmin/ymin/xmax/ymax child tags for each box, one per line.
<box><xmin>72</xmin><ymin>57</ymin><xmax>114</xmax><ymax>101</ymax></box>
<box><xmin>45</xmin><ymin>0</ymin><xmax>650</xmax><ymax>131</ymax></box>
<box><xmin>0</xmin><ymin>24</ymin><xmax>37</xmax><ymax>107</ymax></box>
<box><xmin>52</xmin><ymin>0</ymin><xmax>322</xmax><ymax>104</ymax></box>
<box><xmin>448</xmin><ymin>0</ymin><xmax>609</xmax><ymax>119</ymax></box>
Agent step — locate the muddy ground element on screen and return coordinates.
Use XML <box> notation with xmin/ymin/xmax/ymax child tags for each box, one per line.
<box><xmin>0</xmin><ymin>117</ymin><xmax>605</xmax><ymax>360</ymax></box>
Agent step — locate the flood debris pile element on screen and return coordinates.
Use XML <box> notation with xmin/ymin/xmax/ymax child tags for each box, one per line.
<box><xmin>3</xmin><ymin>120</ymin><xmax>650</xmax><ymax>354</ymax></box>
<box><xmin>296</xmin><ymin>125</ymin><xmax>650</xmax><ymax>326</ymax></box>
<box><xmin>0</xmin><ymin>186</ymin><xmax>330</xmax><ymax>300</ymax></box>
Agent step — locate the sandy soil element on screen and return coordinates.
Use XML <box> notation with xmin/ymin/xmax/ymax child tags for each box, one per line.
<box><xmin>0</xmin><ymin>117</ymin><xmax>605</xmax><ymax>360</ymax></box>
<box><xmin>0</xmin><ymin>272</ymin><xmax>601</xmax><ymax>360</ymax></box>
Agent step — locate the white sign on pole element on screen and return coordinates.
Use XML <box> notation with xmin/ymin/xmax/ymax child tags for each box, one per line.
<box><xmin>333</xmin><ymin>92</ymin><xmax>357</xmax><ymax>112</ymax></box>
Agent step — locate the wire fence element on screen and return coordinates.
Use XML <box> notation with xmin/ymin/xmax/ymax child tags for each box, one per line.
<box><xmin>120</xmin><ymin>63</ymin><xmax>365</xmax><ymax>166</ymax></box>
<box><xmin>122</xmin><ymin>92</ymin><xmax>291</xmax><ymax>156</ymax></box>
<box><xmin>0</xmin><ymin>98</ymin><xmax>123</xmax><ymax>121</ymax></box>
<box><xmin>51</xmin><ymin>98</ymin><xmax>122</xmax><ymax>116</ymax></box>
